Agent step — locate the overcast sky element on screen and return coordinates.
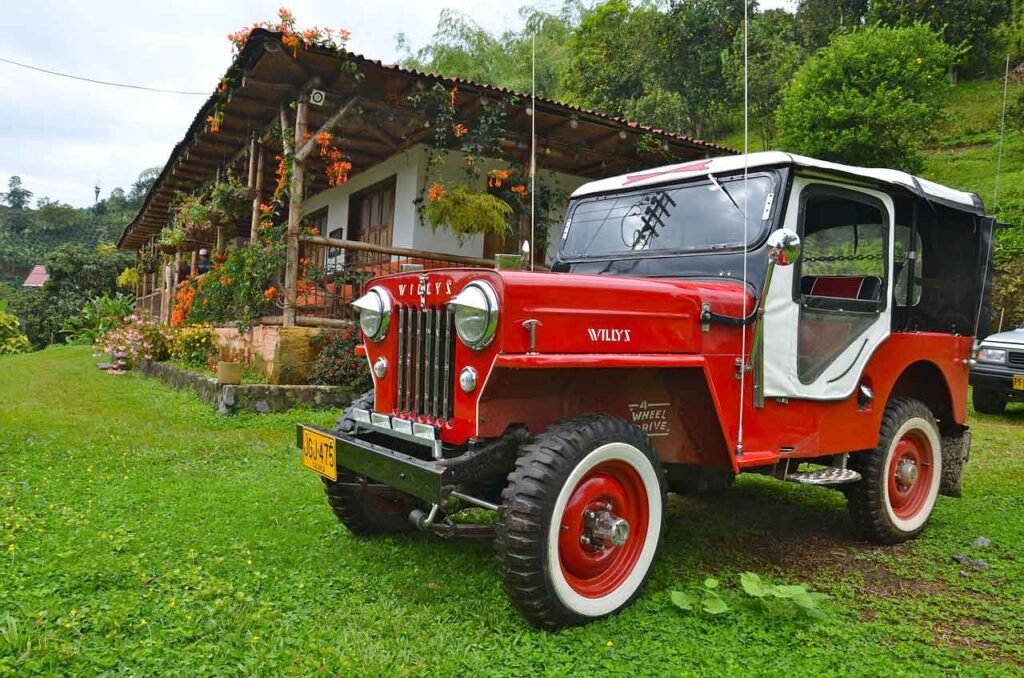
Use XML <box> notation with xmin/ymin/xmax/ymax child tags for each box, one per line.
<box><xmin>0</xmin><ymin>0</ymin><xmax>792</xmax><ymax>208</ymax></box>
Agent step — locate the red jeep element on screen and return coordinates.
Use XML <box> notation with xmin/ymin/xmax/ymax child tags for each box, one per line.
<box><xmin>298</xmin><ymin>152</ymin><xmax>993</xmax><ymax>628</ymax></box>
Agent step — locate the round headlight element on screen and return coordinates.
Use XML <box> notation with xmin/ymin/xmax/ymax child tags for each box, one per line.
<box><xmin>351</xmin><ymin>288</ymin><xmax>390</xmax><ymax>342</ymax></box>
<box><xmin>451</xmin><ymin>281</ymin><xmax>499</xmax><ymax>349</ymax></box>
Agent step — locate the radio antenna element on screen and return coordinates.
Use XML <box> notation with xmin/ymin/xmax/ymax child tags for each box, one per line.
<box><xmin>974</xmin><ymin>54</ymin><xmax>1010</xmax><ymax>339</ymax></box>
<box><xmin>529</xmin><ymin>31</ymin><xmax>537</xmax><ymax>271</ymax></box>
<box><xmin>736</xmin><ymin>0</ymin><xmax>750</xmax><ymax>456</ymax></box>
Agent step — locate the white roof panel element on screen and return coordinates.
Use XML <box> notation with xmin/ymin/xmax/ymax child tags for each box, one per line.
<box><xmin>571</xmin><ymin>151</ymin><xmax>983</xmax><ymax>213</ymax></box>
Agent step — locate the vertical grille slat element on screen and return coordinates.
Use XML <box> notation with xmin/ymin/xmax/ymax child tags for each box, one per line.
<box><xmin>396</xmin><ymin>306</ymin><xmax>405</xmax><ymax>409</ymax></box>
<box><xmin>393</xmin><ymin>303</ymin><xmax>457</xmax><ymax>421</ymax></box>
<box><xmin>443</xmin><ymin>306</ymin><xmax>453</xmax><ymax>419</ymax></box>
<box><xmin>432</xmin><ymin>308</ymin><xmax>442</xmax><ymax>418</ymax></box>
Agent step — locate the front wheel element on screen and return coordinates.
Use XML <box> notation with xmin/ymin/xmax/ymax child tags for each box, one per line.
<box><xmin>973</xmin><ymin>388</ymin><xmax>1007</xmax><ymax>415</ymax></box>
<box><xmin>322</xmin><ymin>389</ymin><xmax>422</xmax><ymax>535</ymax></box>
<box><xmin>496</xmin><ymin>415</ymin><xmax>665</xmax><ymax>629</ymax></box>
<box><xmin>847</xmin><ymin>398</ymin><xmax>942</xmax><ymax>544</ymax></box>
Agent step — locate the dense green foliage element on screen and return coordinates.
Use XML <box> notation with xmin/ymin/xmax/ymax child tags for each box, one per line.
<box><xmin>60</xmin><ymin>293</ymin><xmax>135</xmax><ymax>345</ymax></box>
<box><xmin>0</xmin><ymin>310</ymin><xmax>31</xmax><ymax>355</ymax></box>
<box><xmin>0</xmin><ymin>346</ymin><xmax>1022</xmax><ymax>673</ymax></box>
<box><xmin>0</xmin><ymin>170</ymin><xmax>157</xmax><ymax>288</ymax></box>
<box><xmin>871</xmin><ymin>0</ymin><xmax>1012</xmax><ymax>73</ymax></box>
<box><xmin>722</xmin><ymin>9</ymin><xmax>805</xmax><ymax>148</ymax></box>
<box><xmin>776</xmin><ymin>24</ymin><xmax>958</xmax><ymax>173</ymax></box>
<box><xmin>9</xmin><ymin>244</ymin><xmax>134</xmax><ymax>348</ymax></box>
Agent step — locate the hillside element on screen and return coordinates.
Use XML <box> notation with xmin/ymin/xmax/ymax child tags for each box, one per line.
<box><xmin>715</xmin><ymin>77</ymin><xmax>1024</xmax><ymax>232</ymax></box>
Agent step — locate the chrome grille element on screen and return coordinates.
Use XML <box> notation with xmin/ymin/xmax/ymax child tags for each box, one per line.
<box><xmin>396</xmin><ymin>305</ymin><xmax>456</xmax><ymax>420</ymax></box>
<box><xmin>1009</xmin><ymin>351</ymin><xmax>1024</xmax><ymax>367</ymax></box>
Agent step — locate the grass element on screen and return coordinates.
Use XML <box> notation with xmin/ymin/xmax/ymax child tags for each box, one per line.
<box><xmin>1</xmin><ymin>347</ymin><xmax>1023</xmax><ymax>676</ymax></box>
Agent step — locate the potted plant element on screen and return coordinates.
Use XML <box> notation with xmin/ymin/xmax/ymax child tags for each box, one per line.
<box><xmin>216</xmin><ymin>346</ymin><xmax>243</xmax><ymax>385</ymax></box>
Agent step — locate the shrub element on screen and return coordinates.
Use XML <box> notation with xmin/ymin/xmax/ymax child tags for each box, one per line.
<box><xmin>0</xmin><ymin>311</ymin><xmax>31</xmax><ymax>355</ymax></box>
<box><xmin>775</xmin><ymin>23</ymin><xmax>959</xmax><ymax>173</ymax></box>
<box><xmin>171</xmin><ymin>325</ymin><xmax>218</xmax><ymax>368</ymax></box>
<box><xmin>62</xmin><ymin>293</ymin><xmax>136</xmax><ymax>345</ymax></box>
<box><xmin>307</xmin><ymin>324</ymin><xmax>371</xmax><ymax>391</ymax></box>
<box><xmin>95</xmin><ymin>314</ymin><xmax>175</xmax><ymax>368</ymax></box>
<box><xmin>424</xmin><ymin>183</ymin><xmax>513</xmax><ymax>242</ymax></box>
<box><xmin>186</xmin><ymin>244</ymin><xmax>282</xmax><ymax>328</ymax></box>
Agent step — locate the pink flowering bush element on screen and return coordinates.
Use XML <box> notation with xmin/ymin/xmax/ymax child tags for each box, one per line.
<box><xmin>95</xmin><ymin>314</ymin><xmax>175</xmax><ymax>370</ymax></box>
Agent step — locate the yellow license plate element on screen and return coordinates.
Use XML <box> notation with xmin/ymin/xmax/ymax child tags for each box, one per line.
<box><xmin>302</xmin><ymin>428</ymin><xmax>337</xmax><ymax>481</ymax></box>
<box><xmin>1014</xmin><ymin>374</ymin><xmax>1024</xmax><ymax>391</ymax></box>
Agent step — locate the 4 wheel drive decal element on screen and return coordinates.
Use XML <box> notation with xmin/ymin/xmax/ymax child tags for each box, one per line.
<box><xmin>627</xmin><ymin>400</ymin><xmax>671</xmax><ymax>437</ymax></box>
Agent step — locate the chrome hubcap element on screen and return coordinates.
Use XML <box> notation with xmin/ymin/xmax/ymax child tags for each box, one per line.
<box><xmin>580</xmin><ymin>504</ymin><xmax>630</xmax><ymax>550</ymax></box>
<box><xmin>895</xmin><ymin>459</ymin><xmax>919</xmax><ymax>489</ymax></box>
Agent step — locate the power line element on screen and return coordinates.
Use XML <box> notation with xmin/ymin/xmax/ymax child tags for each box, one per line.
<box><xmin>0</xmin><ymin>55</ymin><xmax>208</xmax><ymax>96</ymax></box>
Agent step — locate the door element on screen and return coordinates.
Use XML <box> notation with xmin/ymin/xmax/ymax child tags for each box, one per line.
<box><xmin>763</xmin><ymin>178</ymin><xmax>894</xmax><ymax>400</ymax></box>
<box><xmin>348</xmin><ymin>177</ymin><xmax>396</xmax><ymax>267</ymax></box>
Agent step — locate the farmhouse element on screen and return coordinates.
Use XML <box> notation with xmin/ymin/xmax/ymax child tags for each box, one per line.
<box><xmin>118</xmin><ymin>27</ymin><xmax>729</xmax><ymax>378</ymax></box>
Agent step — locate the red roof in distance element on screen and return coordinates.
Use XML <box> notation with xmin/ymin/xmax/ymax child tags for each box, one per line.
<box><xmin>22</xmin><ymin>265</ymin><xmax>49</xmax><ymax>288</ymax></box>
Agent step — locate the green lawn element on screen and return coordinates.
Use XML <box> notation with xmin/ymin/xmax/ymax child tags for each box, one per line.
<box><xmin>1</xmin><ymin>347</ymin><xmax>1022</xmax><ymax>676</ymax></box>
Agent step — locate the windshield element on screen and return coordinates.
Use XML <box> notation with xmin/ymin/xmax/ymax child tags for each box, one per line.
<box><xmin>560</xmin><ymin>174</ymin><xmax>775</xmax><ymax>259</ymax></box>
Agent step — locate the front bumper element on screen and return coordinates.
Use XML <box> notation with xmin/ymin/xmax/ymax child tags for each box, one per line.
<box><xmin>296</xmin><ymin>424</ymin><xmax>447</xmax><ymax>503</ymax></box>
<box><xmin>969</xmin><ymin>365</ymin><xmax>1024</xmax><ymax>400</ymax></box>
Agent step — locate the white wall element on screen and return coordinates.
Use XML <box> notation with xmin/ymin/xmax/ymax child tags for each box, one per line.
<box><xmin>302</xmin><ymin>144</ymin><xmax>590</xmax><ymax>265</ymax></box>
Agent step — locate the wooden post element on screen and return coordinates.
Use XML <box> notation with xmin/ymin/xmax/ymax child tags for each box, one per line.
<box><xmin>140</xmin><ymin>252</ymin><xmax>148</xmax><ymax>307</ymax></box>
<box><xmin>283</xmin><ymin>98</ymin><xmax>307</xmax><ymax>328</ymax></box>
<box><xmin>190</xmin><ymin>249</ymin><xmax>198</xmax><ymax>278</ymax></box>
<box><xmin>249</xmin><ymin>141</ymin><xmax>264</xmax><ymax>243</ymax></box>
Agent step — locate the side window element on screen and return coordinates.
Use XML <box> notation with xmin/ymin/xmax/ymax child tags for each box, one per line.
<box><xmin>894</xmin><ymin>225</ymin><xmax>922</xmax><ymax>307</ymax></box>
<box><xmin>796</xmin><ymin>186</ymin><xmax>889</xmax><ymax>383</ymax></box>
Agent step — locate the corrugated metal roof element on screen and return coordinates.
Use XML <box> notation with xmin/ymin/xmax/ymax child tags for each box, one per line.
<box><xmin>119</xmin><ymin>29</ymin><xmax>735</xmax><ymax>249</ymax></box>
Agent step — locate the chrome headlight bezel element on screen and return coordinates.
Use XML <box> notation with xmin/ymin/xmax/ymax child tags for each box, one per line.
<box><xmin>450</xmin><ymin>281</ymin><xmax>499</xmax><ymax>350</ymax></box>
<box><xmin>976</xmin><ymin>346</ymin><xmax>1006</xmax><ymax>364</ymax></box>
<box><xmin>352</xmin><ymin>287</ymin><xmax>391</xmax><ymax>342</ymax></box>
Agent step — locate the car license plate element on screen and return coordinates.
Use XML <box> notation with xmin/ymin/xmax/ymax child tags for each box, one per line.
<box><xmin>301</xmin><ymin>428</ymin><xmax>337</xmax><ymax>481</ymax></box>
<box><xmin>1014</xmin><ymin>374</ymin><xmax>1024</xmax><ymax>391</ymax></box>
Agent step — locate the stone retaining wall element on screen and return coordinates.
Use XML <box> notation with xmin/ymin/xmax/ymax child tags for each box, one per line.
<box><xmin>139</xmin><ymin>360</ymin><xmax>354</xmax><ymax>415</ymax></box>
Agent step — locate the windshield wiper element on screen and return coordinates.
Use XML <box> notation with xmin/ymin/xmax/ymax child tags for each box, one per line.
<box><xmin>707</xmin><ymin>174</ymin><xmax>745</xmax><ymax>218</ymax></box>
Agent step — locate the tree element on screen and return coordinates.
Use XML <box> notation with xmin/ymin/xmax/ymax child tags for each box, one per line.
<box><xmin>871</xmin><ymin>0</ymin><xmax>1012</xmax><ymax>76</ymax></box>
<box><xmin>793</xmin><ymin>0</ymin><xmax>868</xmax><ymax>50</ymax></box>
<box><xmin>399</xmin><ymin>4</ymin><xmax>579</xmax><ymax>100</ymax></box>
<box><xmin>34</xmin><ymin>198</ymin><xmax>78</xmax><ymax>232</ymax></box>
<box><xmin>775</xmin><ymin>23</ymin><xmax>958</xmax><ymax>173</ymax></box>
<box><xmin>562</xmin><ymin>0</ymin><xmax>661</xmax><ymax>117</ymax></box>
<box><xmin>10</xmin><ymin>243</ymin><xmax>132</xmax><ymax>348</ymax></box>
<box><xmin>2</xmin><ymin>176</ymin><xmax>32</xmax><ymax>209</ymax></box>
<box><xmin>655</xmin><ymin>0</ymin><xmax>749</xmax><ymax>138</ymax></box>
<box><xmin>128</xmin><ymin>167</ymin><xmax>161</xmax><ymax>209</ymax></box>
<box><xmin>722</xmin><ymin>9</ymin><xmax>805</xmax><ymax>148</ymax></box>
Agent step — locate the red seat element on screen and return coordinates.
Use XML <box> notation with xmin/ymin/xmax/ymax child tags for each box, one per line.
<box><xmin>801</xmin><ymin>275</ymin><xmax>882</xmax><ymax>301</ymax></box>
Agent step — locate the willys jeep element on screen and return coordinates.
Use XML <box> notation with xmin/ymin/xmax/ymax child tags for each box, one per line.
<box><xmin>297</xmin><ymin>152</ymin><xmax>994</xmax><ymax>629</ymax></box>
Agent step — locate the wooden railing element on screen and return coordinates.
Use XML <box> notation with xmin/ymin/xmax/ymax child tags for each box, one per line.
<box><xmin>136</xmin><ymin>290</ymin><xmax>164</xmax><ymax>318</ymax></box>
<box><xmin>157</xmin><ymin>239</ymin><xmax>495</xmax><ymax>329</ymax></box>
<box><xmin>289</xmin><ymin>236</ymin><xmax>495</xmax><ymax>326</ymax></box>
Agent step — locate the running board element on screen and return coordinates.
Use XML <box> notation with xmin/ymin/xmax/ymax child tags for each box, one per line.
<box><xmin>785</xmin><ymin>467</ymin><xmax>862</xmax><ymax>486</ymax></box>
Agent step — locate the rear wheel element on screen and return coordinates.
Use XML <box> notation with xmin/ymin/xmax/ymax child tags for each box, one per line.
<box><xmin>847</xmin><ymin>398</ymin><xmax>942</xmax><ymax>544</ymax></box>
<box><xmin>322</xmin><ymin>390</ymin><xmax>422</xmax><ymax>535</ymax></box>
<box><xmin>973</xmin><ymin>388</ymin><xmax>1007</xmax><ymax>415</ymax></box>
<box><xmin>497</xmin><ymin>415</ymin><xmax>665</xmax><ymax>629</ymax></box>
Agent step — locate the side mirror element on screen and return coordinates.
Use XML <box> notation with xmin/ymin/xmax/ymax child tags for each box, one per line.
<box><xmin>767</xmin><ymin>228</ymin><xmax>801</xmax><ymax>267</ymax></box>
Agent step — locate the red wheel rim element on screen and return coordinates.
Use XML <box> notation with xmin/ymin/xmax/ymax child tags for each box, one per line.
<box><xmin>887</xmin><ymin>428</ymin><xmax>935</xmax><ymax>520</ymax></box>
<box><xmin>557</xmin><ymin>460</ymin><xmax>649</xmax><ymax>598</ymax></box>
